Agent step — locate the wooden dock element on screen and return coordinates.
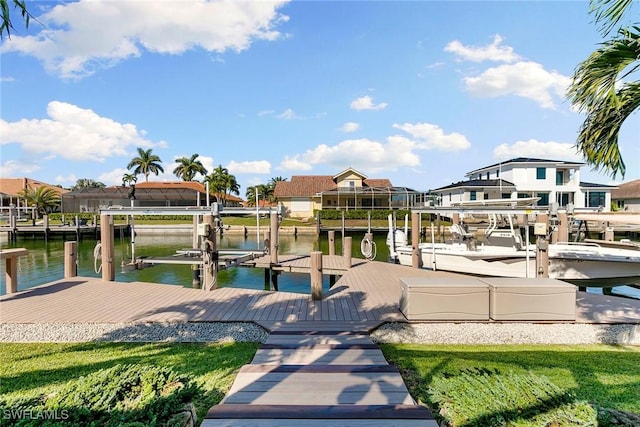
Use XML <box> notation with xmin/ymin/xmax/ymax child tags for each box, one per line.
<box><xmin>0</xmin><ymin>224</ymin><xmax>130</xmax><ymax>241</ymax></box>
<box><xmin>1</xmin><ymin>261</ymin><xmax>639</xmax><ymax>326</ymax></box>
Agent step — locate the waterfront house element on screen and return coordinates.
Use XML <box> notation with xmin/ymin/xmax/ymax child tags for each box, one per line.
<box><xmin>611</xmin><ymin>179</ymin><xmax>640</xmax><ymax>212</ymax></box>
<box><xmin>0</xmin><ymin>177</ymin><xmax>68</xmax><ymax>216</ymax></box>
<box><xmin>61</xmin><ymin>181</ymin><xmax>243</xmax><ymax>213</ymax></box>
<box><xmin>430</xmin><ymin>158</ymin><xmax>617</xmax><ymax>210</ymax></box>
<box><xmin>273</xmin><ymin>167</ymin><xmax>422</xmax><ymax>218</ymax></box>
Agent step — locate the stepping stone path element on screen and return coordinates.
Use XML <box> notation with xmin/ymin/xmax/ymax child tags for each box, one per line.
<box><xmin>203</xmin><ymin>322</ymin><xmax>437</xmax><ymax>426</ymax></box>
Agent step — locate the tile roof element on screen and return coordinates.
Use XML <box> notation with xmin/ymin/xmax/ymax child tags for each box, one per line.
<box><xmin>64</xmin><ymin>181</ymin><xmax>243</xmax><ymax>202</ymax></box>
<box><xmin>0</xmin><ymin>177</ymin><xmax>68</xmax><ymax>197</ymax></box>
<box><xmin>274</xmin><ymin>176</ymin><xmax>337</xmax><ymax>197</ymax></box>
<box><xmin>611</xmin><ymin>179</ymin><xmax>640</xmax><ymax>199</ymax></box>
<box><xmin>273</xmin><ymin>175</ymin><xmax>394</xmax><ymax>197</ymax></box>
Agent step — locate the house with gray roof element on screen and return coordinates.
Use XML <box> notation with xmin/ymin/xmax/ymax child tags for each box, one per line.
<box><xmin>431</xmin><ymin>158</ymin><xmax>617</xmax><ymax>210</ymax></box>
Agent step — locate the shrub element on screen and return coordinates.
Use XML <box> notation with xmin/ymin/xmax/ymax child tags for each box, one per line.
<box><xmin>428</xmin><ymin>368</ymin><xmax>597</xmax><ymax>427</ymax></box>
<box><xmin>1</xmin><ymin>364</ymin><xmax>199</xmax><ymax>426</ymax></box>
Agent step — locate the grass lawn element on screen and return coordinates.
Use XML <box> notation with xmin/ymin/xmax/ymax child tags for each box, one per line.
<box><xmin>0</xmin><ymin>342</ymin><xmax>259</xmax><ymax>424</ymax></box>
<box><xmin>380</xmin><ymin>344</ymin><xmax>640</xmax><ymax>418</ymax></box>
<box><xmin>3</xmin><ymin>342</ymin><xmax>638</xmax><ymax>425</ymax></box>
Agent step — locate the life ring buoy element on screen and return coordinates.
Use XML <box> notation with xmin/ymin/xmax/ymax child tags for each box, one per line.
<box><xmin>93</xmin><ymin>241</ymin><xmax>102</xmax><ymax>274</ymax></box>
<box><xmin>360</xmin><ymin>237</ymin><xmax>377</xmax><ymax>261</ymax></box>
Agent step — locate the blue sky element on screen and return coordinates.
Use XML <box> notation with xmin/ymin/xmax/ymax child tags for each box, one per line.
<box><xmin>1</xmin><ymin>0</ymin><xmax>639</xmax><ymax>197</ymax></box>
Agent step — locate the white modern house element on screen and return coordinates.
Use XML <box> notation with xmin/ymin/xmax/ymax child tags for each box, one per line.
<box><xmin>431</xmin><ymin>158</ymin><xmax>616</xmax><ymax>210</ymax></box>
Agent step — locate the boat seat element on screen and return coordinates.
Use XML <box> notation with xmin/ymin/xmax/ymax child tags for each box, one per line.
<box><xmin>449</xmin><ymin>223</ymin><xmax>473</xmax><ymax>241</ymax></box>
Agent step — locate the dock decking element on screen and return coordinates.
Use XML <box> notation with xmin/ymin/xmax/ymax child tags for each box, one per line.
<box><xmin>1</xmin><ymin>261</ymin><xmax>639</xmax><ymax>326</ymax></box>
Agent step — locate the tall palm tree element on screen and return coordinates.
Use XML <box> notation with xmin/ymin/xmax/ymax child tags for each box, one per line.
<box><xmin>18</xmin><ymin>185</ymin><xmax>61</xmax><ymax>219</ymax></box>
<box><xmin>122</xmin><ymin>173</ymin><xmax>137</xmax><ymax>186</ymax></box>
<box><xmin>126</xmin><ymin>147</ymin><xmax>164</xmax><ymax>182</ymax></box>
<box><xmin>567</xmin><ymin>0</ymin><xmax>639</xmax><ymax>179</ymax></box>
<box><xmin>173</xmin><ymin>154</ymin><xmax>208</xmax><ymax>181</ymax></box>
<box><xmin>205</xmin><ymin>165</ymin><xmax>240</xmax><ymax>206</ymax></box>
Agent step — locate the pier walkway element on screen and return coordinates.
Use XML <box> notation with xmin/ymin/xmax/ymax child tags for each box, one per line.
<box><xmin>1</xmin><ymin>261</ymin><xmax>639</xmax><ymax>326</ymax></box>
<box><xmin>204</xmin><ymin>323</ymin><xmax>437</xmax><ymax>426</ymax></box>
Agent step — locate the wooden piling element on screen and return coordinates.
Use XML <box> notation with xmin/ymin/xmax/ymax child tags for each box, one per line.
<box><xmin>558</xmin><ymin>212</ymin><xmax>568</xmax><ymax>243</ymax></box>
<box><xmin>64</xmin><ymin>241</ymin><xmax>77</xmax><ymax>278</ymax></box>
<box><xmin>100</xmin><ymin>214</ymin><xmax>115</xmax><ymax>281</ymax></box>
<box><xmin>343</xmin><ymin>236</ymin><xmax>352</xmax><ymax>269</ymax></box>
<box><xmin>411</xmin><ymin>212</ymin><xmax>421</xmax><ymax>269</ymax></box>
<box><xmin>328</xmin><ymin>230</ymin><xmax>335</xmax><ymax>255</ymax></box>
<box><xmin>310</xmin><ymin>251</ymin><xmax>323</xmax><ymax>300</ymax></box>
<box><xmin>1</xmin><ymin>248</ymin><xmax>28</xmax><ymax>294</ymax></box>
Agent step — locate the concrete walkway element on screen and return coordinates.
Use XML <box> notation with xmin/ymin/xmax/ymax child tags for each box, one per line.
<box><xmin>204</xmin><ymin>322</ymin><xmax>437</xmax><ymax>426</ymax></box>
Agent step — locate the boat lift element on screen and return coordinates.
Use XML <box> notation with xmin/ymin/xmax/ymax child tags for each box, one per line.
<box><xmin>97</xmin><ymin>203</ymin><xmax>282</xmax><ymax>290</ymax></box>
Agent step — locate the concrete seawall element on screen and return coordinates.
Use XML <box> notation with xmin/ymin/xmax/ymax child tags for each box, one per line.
<box><xmin>133</xmin><ymin>224</ymin><xmax>318</xmax><ymax>235</ymax></box>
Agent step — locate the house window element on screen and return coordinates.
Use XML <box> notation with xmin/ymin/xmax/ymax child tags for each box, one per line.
<box><xmin>536</xmin><ymin>167</ymin><xmax>546</xmax><ymax>180</ymax></box>
<box><xmin>496</xmin><ymin>169</ymin><xmax>500</xmax><ymax>178</ymax></box>
<box><xmin>486</xmin><ymin>172</ymin><xmax>490</xmax><ymax>179</ymax></box>
<box><xmin>556</xmin><ymin>171</ymin><xmax>564</xmax><ymax>185</ymax></box>
<box><xmin>345</xmin><ymin>180</ymin><xmax>355</xmax><ymax>188</ymax></box>
<box><xmin>470</xmin><ymin>191</ymin><xmax>477</xmax><ymax>201</ymax></box>
<box><xmin>484</xmin><ymin>193</ymin><xmax>489</xmax><ymax>200</ymax></box>
<box><xmin>449</xmin><ymin>193</ymin><xmax>451</xmax><ymax>202</ymax></box>
<box><xmin>536</xmin><ymin>192</ymin><xmax>550</xmax><ymax>206</ymax></box>
<box><xmin>586</xmin><ymin>191</ymin><xmax>606</xmax><ymax>207</ymax></box>
<box><xmin>501</xmin><ymin>193</ymin><xmax>510</xmax><ymax>199</ymax></box>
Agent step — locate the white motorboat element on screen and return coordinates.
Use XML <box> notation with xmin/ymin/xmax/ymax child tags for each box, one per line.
<box><xmin>388</xmin><ymin>210</ymin><xmax>640</xmax><ymax>287</ymax></box>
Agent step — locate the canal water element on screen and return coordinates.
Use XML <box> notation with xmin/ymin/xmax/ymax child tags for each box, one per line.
<box><xmin>2</xmin><ymin>231</ymin><xmax>639</xmax><ymax>299</ymax></box>
<box><xmin>0</xmin><ymin>231</ymin><xmax>391</xmax><ymax>296</ymax></box>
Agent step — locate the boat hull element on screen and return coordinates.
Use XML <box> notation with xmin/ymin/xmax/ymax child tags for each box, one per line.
<box><xmin>395</xmin><ymin>243</ymin><xmax>640</xmax><ymax>287</ymax></box>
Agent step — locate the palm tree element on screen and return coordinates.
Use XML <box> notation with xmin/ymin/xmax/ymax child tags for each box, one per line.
<box><xmin>122</xmin><ymin>173</ymin><xmax>137</xmax><ymax>186</ymax></box>
<box><xmin>267</xmin><ymin>176</ymin><xmax>287</xmax><ymax>202</ymax></box>
<box><xmin>245</xmin><ymin>184</ymin><xmax>270</xmax><ymax>207</ymax></box>
<box><xmin>18</xmin><ymin>185</ymin><xmax>61</xmax><ymax>219</ymax></box>
<box><xmin>205</xmin><ymin>165</ymin><xmax>240</xmax><ymax>206</ymax></box>
<box><xmin>126</xmin><ymin>147</ymin><xmax>164</xmax><ymax>182</ymax></box>
<box><xmin>173</xmin><ymin>154</ymin><xmax>208</xmax><ymax>181</ymax></box>
<box><xmin>567</xmin><ymin>0</ymin><xmax>639</xmax><ymax>179</ymax></box>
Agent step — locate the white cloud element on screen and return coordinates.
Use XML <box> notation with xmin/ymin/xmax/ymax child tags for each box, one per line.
<box><xmin>1</xmin><ymin>0</ymin><xmax>290</xmax><ymax>79</ymax></box>
<box><xmin>1</xmin><ymin>76</ymin><xmax>15</xmax><ymax>82</ymax></box>
<box><xmin>340</xmin><ymin>122</ymin><xmax>360</xmax><ymax>133</ymax></box>
<box><xmin>445</xmin><ymin>34</ymin><xmax>520</xmax><ymax>63</ymax></box>
<box><xmin>0</xmin><ymin>160</ymin><xmax>40</xmax><ymax>177</ymax></box>
<box><xmin>0</xmin><ymin>101</ymin><xmax>165</xmax><ymax>162</ymax></box>
<box><xmin>279</xmin><ymin>155</ymin><xmax>313</xmax><ymax>171</ymax></box>
<box><xmin>228</xmin><ymin>160</ymin><xmax>271</xmax><ymax>174</ymax></box>
<box><xmin>277</xmin><ymin>108</ymin><xmax>298</xmax><ymax>120</ymax></box>
<box><xmin>55</xmin><ymin>173</ymin><xmax>77</xmax><ymax>184</ymax></box>
<box><xmin>493</xmin><ymin>139</ymin><xmax>583</xmax><ymax>162</ymax></box>
<box><xmin>280</xmin><ymin>122</ymin><xmax>472</xmax><ymax>173</ymax></box>
<box><xmin>350</xmin><ymin>96</ymin><xmax>388</xmax><ymax>111</ymax></box>
<box><xmin>97</xmin><ymin>168</ymin><xmax>129</xmax><ymax>186</ymax></box>
<box><xmin>280</xmin><ymin>138</ymin><xmax>418</xmax><ymax>174</ymax></box>
<box><xmin>463</xmin><ymin>61</ymin><xmax>570</xmax><ymax>109</ymax></box>
<box><xmin>393</xmin><ymin>122</ymin><xmax>471</xmax><ymax>151</ymax></box>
